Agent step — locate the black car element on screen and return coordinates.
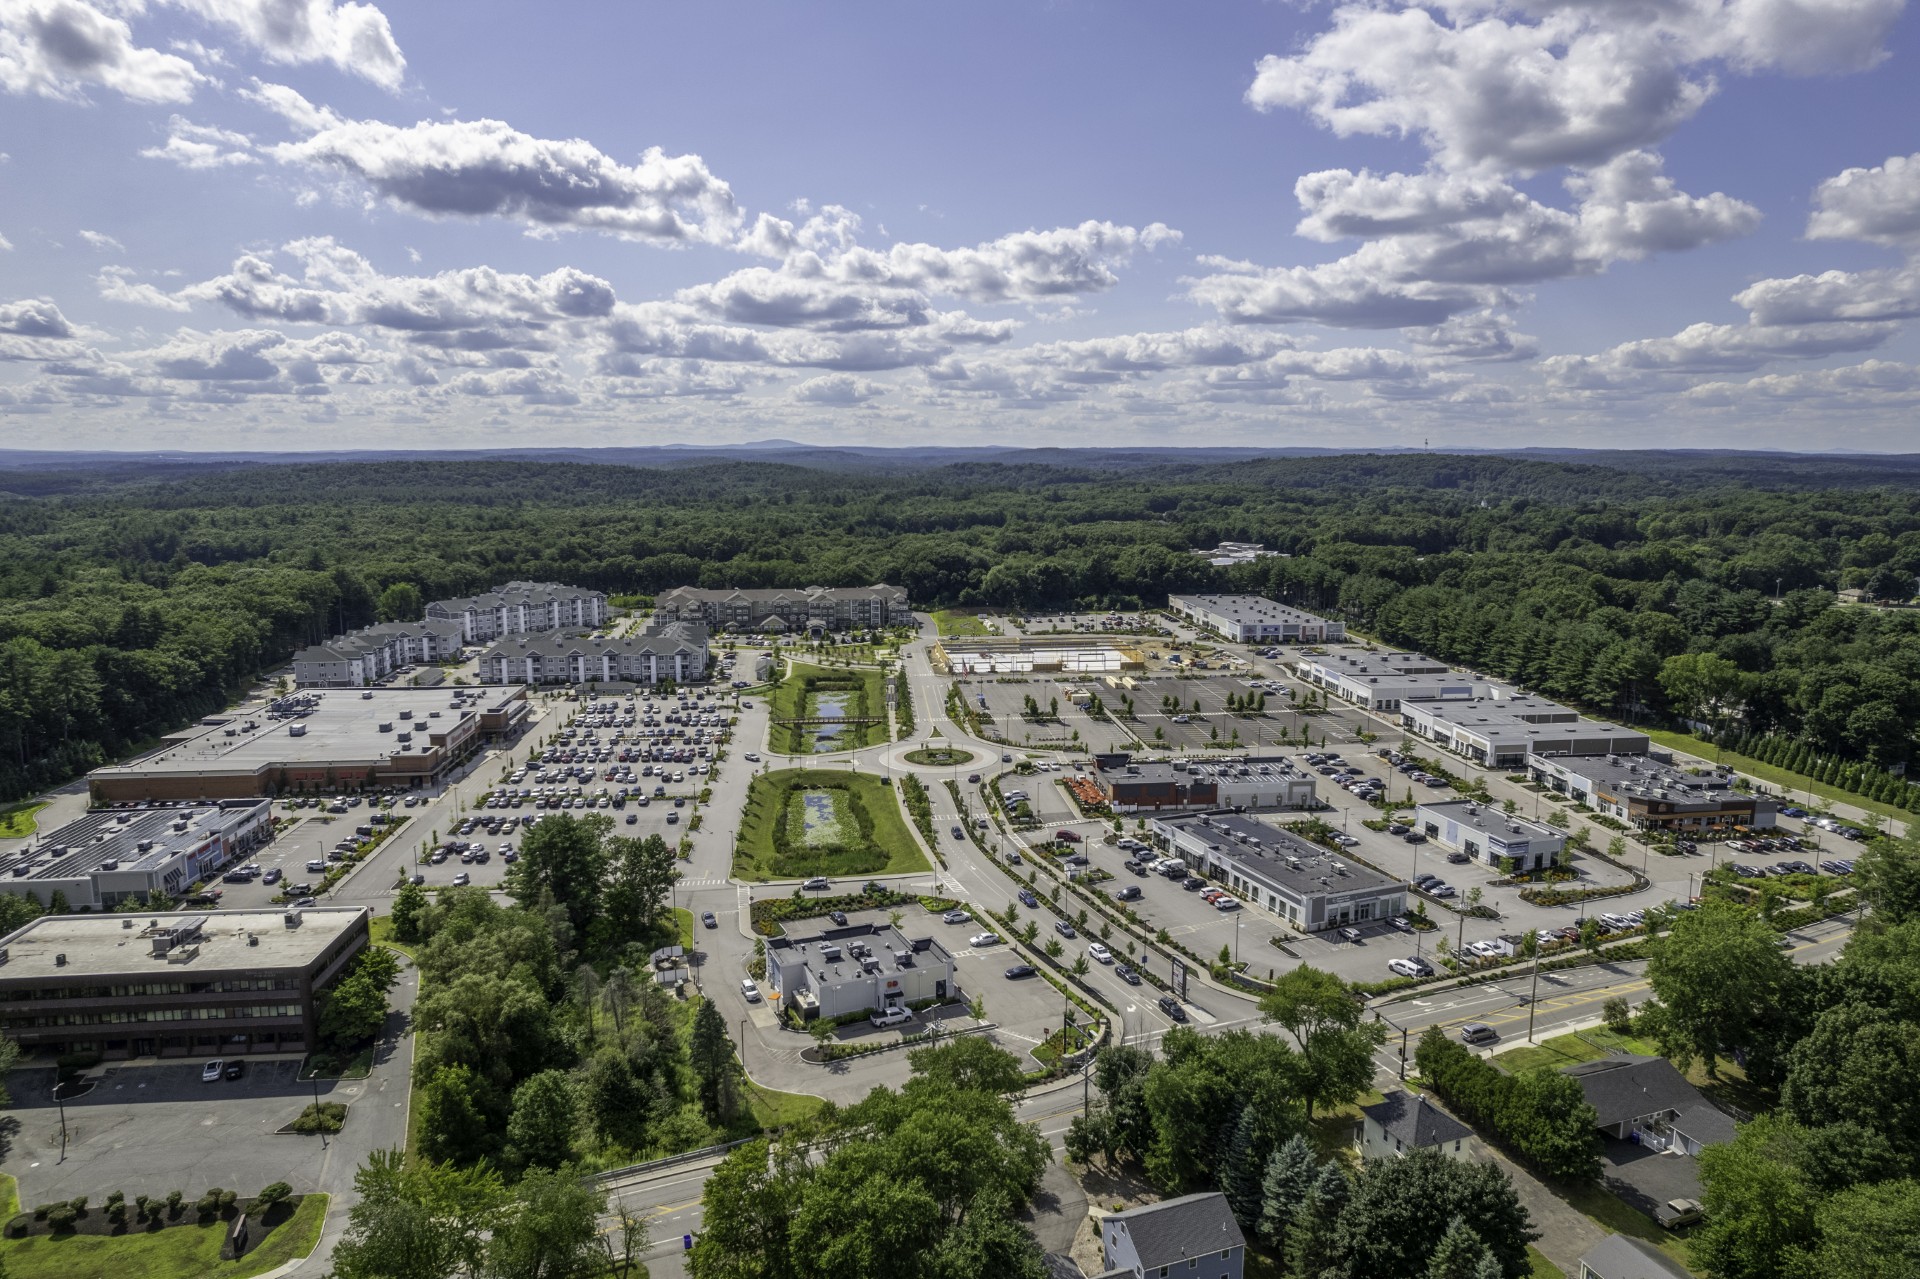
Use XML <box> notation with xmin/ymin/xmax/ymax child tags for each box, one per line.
<box><xmin>829</xmin><ymin>910</ymin><xmax>849</xmax><ymax>926</ymax></box>
<box><xmin>1004</xmin><ymin>964</ymin><xmax>1036</xmax><ymax>979</ymax></box>
<box><xmin>625</xmin><ymin>813</ymin><xmax>638</xmax><ymax>825</ymax></box>
<box><xmin>1157</xmin><ymin>996</ymin><xmax>1188</xmax><ymax>1022</ymax></box>
<box><xmin>702</xmin><ymin>911</ymin><xmax>718</xmax><ymax>929</ymax></box>
<box><xmin>950</xmin><ymin>826</ymin><xmax>964</xmax><ymax>839</ymax></box>
<box><xmin>1115</xmin><ymin>965</ymin><xmax>1141</xmax><ymax>985</ymax></box>
<box><xmin>1182</xmin><ymin>876</ymin><xmax>1205</xmax><ymax>891</ymax></box>
<box><xmin>223</xmin><ymin>1060</ymin><xmax>245</xmax><ymax>1080</ymax></box>
<box><xmin>1116</xmin><ymin>885</ymin><xmax>1143</xmax><ymax>901</ymax></box>
<box><xmin>1127</xmin><ymin>861</ymin><xmax>1149</xmax><ymax>876</ymax></box>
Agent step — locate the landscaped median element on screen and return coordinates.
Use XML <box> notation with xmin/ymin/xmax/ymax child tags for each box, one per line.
<box><xmin>732</xmin><ymin>767</ymin><xmax>928</xmax><ymax>880</ymax></box>
<box><xmin>769</xmin><ymin>662</ymin><xmax>888</xmax><ymax>753</ymax></box>
<box><xmin>3</xmin><ymin>1187</ymin><xmax>326</xmax><ymax>1279</ymax></box>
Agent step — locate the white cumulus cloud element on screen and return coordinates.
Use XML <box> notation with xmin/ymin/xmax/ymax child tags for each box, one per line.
<box><xmin>166</xmin><ymin>0</ymin><xmax>405</xmax><ymax>89</ymax></box>
<box><xmin>0</xmin><ymin>0</ymin><xmax>204</xmax><ymax>103</ymax></box>
<box><xmin>1807</xmin><ymin>152</ymin><xmax>1920</xmax><ymax>245</ymax></box>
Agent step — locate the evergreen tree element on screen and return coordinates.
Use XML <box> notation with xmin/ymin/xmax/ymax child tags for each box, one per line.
<box><xmin>1427</xmin><ymin>1215</ymin><xmax>1495</xmax><ymax>1279</ymax></box>
<box><xmin>1285</xmin><ymin>1162</ymin><xmax>1349</xmax><ymax>1279</ymax></box>
<box><xmin>1258</xmin><ymin>1133</ymin><xmax>1319</xmax><ymax>1249</ymax></box>
<box><xmin>690</xmin><ymin>999</ymin><xmax>741</xmax><ymax>1121</ymax></box>
<box><xmin>1220</xmin><ymin>1104</ymin><xmax>1263</xmax><ymax>1230</ymax></box>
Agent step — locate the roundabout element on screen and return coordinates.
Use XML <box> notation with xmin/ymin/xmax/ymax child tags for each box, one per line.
<box><xmin>902</xmin><ymin>746</ymin><xmax>977</xmax><ymax>768</ymax></box>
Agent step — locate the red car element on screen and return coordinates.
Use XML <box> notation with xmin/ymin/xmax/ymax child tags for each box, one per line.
<box><xmin>1056</xmin><ymin>831</ymin><xmax>1082</xmax><ymax>844</ymax></box>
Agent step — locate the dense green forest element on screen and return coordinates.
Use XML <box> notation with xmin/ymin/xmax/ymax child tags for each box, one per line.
<box><xmin>1</xmin><ymin>453</ymin><xmax>1917</xmax><ymax>800</ymax></box>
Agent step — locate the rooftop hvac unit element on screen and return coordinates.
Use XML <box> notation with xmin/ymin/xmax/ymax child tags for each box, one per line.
<box><xmin>361</xmin><ymin>691</ymin><xmax>374</xmax><ymax>699</ymax></box>
<box><xmin>378</xmin><ymin>722</ymin><xmax>393</xmax><ymax>733</ymax></box>
<box><xmin>54</xmin><ymin>953</ymin><xmax>66</xmax><ymax>967</ymax></box>
<box><xmin>284</xmin><ymin>911</ymin><xmax>301</xmax><ymax>928</ymax></box>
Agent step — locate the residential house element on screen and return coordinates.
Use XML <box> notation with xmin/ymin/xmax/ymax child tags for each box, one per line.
<box><xmin>1101</xmin><ymin>1192</ymin><xmax>1246</xmax><ymax>1279</ymax></box>
<box><xmin>1577</xmin><ymin>1234</ymin><xmax>1693</xmax><ymax>1279</ymax></box>
<box><xmin>1357</xmin><ymin>1090</ymin><xmax>1474</xmax><ymax>1162</ymax></box>
<box><xmin>1563</xmin><ymin>1054</ymin><xmax>1737</xmax><ymax>1156</ymax></box>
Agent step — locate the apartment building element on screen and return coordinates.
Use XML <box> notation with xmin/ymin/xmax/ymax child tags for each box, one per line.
<box><xmin>477</xmin><ymin>621</ymin><xmax>710</xmax><ymax>687</ymax></box>
<box><xmin>291</xmin><ymin>619</ymin><xmax>466</xmax><ymax>688</ymax></box>
<box><xmin>0</xmin><ymin>907</ymin><xmax>369</xmax><ymax>1061</ymax></box>
<box><xmin>426</xmin><ymin>581</ymin><xmax>608</xmax><ymax>642</ymax></box>
<box><xmin>0</xmin><ymin>801</ymin><xmax>272</xmax><ymax>910</ymax></box>
<box><xmin>653</xmin><ymin>584</ymin><xmax>910</xmax><ymax>635</ymax></box>
<box><xmin>1167</xmin><ymin>594</ymin><xmax>1346</xmax><ymax>644</ymax></box>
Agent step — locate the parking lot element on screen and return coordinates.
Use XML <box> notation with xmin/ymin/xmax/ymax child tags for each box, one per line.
<box><xmin>953</xmin><ymin>675</ymin><xmax>1133</xmax><ymax>755</ymax></box>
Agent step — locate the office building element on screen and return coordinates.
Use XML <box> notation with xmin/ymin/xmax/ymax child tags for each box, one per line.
<box><xmin>1526</xmin><ymin>754</ymin><xmax>1775</xmax><ymax>831</ymax></box>
<box><xmin>425</xmin><ymin>581</ymin><xmax>608</xmax><ymax>642</ymax></box>
<box><xmin>292</xmin><ymin>618</ymin><xmax>465</xmax><ymax>688</ymax></box>
<box><xmin>654</xmin><ymin>584</ymin><xmax>910</xmax><ymax>635</ymax></box>
<box><xmin>1092</xmin><ymin>754</ymin><xmax>1317</xmax><ymax>813</ymax></box>
<box><xmin>1150</xmin><ymin>811</ymin><xmax>1406</xmax><ymax>933</ymax></box>
<box><xmin>1296</xmin><ymin>652</ymin><xmax>1478</xmax><ymax>712</ymax></box>
<box><xmin>765</xmin><ymin>920</ymin><xmax>954</xmax><ymax>1020</ymax></box>
<box><xmin>0</xmin><ymin>906</ymin><xmax>370</xmax><ymax>1061</ymax></box>
<box><xmin>87</xmin><ymin>685</ymin><xmax>531</xmax><ymax>802</ymax></box>
<box><xmin>1166</xmin><ymin>594</ymin><xmax>1345</xmax><ymax>644</ymax></box>
<box><xmin>1400</xmin><ymin>698</ymin><xmax>1649</xmax><ymax>769</ymax></box>
<box><xmin>478</xmin><ymin>621</ymin><xmax>710</xmax><ymax>687</ymax></box>
<box><xmin>1414</xmin><ymin>800</ymin><xmax>1565</xmax><ymax>872</ymax></box>
<box><xmin>1100</xmin><ymin>1193</ymin><xmax>1246</xmax><ymax>1279</ymax></box>
<box><xmin>0</xmin><ymin>800</ymin><xmax>272</xmax><ymax>910</ymax></box>
<box><xmin>1192</xmin><ymin>542</ymin><xmax>1283</xmax><ymax>567</ymax></box>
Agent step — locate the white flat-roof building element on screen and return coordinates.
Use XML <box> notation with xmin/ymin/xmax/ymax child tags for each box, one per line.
<box><xmin>1167</xmin><ymin>594</ymin><xmax>1346</xmax><ymax>644</ymax></box>
<box><xmin>1193</xmin><ymin>541</ymin><xmax>1284</xmax><ymax>567</ymax></box>
<box><xmin>0</xmin><ymin>907</ymin><xmax>369</xmax><ymax>1061</ymax></box>
<box><xmin>1528</xmin><ymin>754</ymin><xmax>1775</xmax><ymax>831</ymax></box>
<box><xmin>1415</xmin><ymin>800</ymin><xmax>1565</xmax><ymax>872</ymax></box>
<box><xmin>1401</xmin><ymin>698</ymin><xmax>1649</xmax><ymax>769</ymax></box>
<box><xmin>478</xmin><ymin>622</ymin><xmax>710</xmax><ymax>688</ymax></box>
<box><xmin>765</xmin><ymin>921</ymin><xmax>955</xmax><ymax>1020</ymax></box>
<box><xmin>1151</xmin><ymin>811</ymin><xmax>1406</xmax><ymax>933</ymax></box>
<box><xmin>0</xmin><ymin>800</ymin><xmax>272</xmax><ymax>910</ymax></box>
<box><xmin>1093</xmin><ymin>754</ymin><xmax>1318</xmax><ymax>813</ymax></box>
<box><xmin>88</xmin><ymin>685</ymin><xmax>531</xmax><ymax>802</ymax></box>
<box><xmin>426</xmin><ymin>581</ymin><xmax>608</xmax><ymax>642</ymax></box>
<box><xmin>1296</xmin><ymin>652</ymin><xmax>1479</xmax><ymax>712</ymax></box>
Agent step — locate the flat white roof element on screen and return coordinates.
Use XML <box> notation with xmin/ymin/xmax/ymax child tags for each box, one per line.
<box><xmin>0</xmin><ymin>907</ymin><xmax>367</xmax><ymax>979</ymax></box>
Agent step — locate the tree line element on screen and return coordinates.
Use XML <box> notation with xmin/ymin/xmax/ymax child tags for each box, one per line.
<box><xmin>1</xmin><ymin>454</ymin><xmax>1918</xmax><ymax>800</ymax></box>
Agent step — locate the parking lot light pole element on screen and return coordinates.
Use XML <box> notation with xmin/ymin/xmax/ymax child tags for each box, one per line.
<box><xmin>55</xmin><ymin>1088</ymin><xmax>67</xmax><ymax>1163</ymax></box>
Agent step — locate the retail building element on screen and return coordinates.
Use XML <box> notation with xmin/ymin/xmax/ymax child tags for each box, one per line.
<box><xmin>0</xmin><ymin>801</ymin><xmax>272</xmax><ymax>910</ymax></box>
<box><xmin>1150</xmin><ymin>811</ymin><xmax>1406</xmax><ymax>932</ymax></box>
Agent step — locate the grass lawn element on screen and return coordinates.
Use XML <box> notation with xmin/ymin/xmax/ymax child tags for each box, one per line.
<box><xmin>1528</xmin><ymin>1245</ymin><xmax>1567</xmax><ymax>1278</ymax></box>
<box><xmin>3</xmin><ymin>1194</ymin><xmax>328</xmax><ymax>1279</ymax></box>
<box><xmin>733</xmin><ymin>768</ymin><xmax>928</xmax><ymax>881</ymax></box>
<box><xmin>0</xmin><ymin>802</ymin><xmax>48</xmax><ymax>839</ymax></box>
<box><xmin>1638</xmin><ymin>726</ymin><xmax>1914</xmax><ymax>828</ymax></box>
<box><xmin>931</xmin><ymin>610</ymin><xmax>994</xmax><ymax>637</ymax></box>
<box><xmin>904</xmin><ymin>747</ymin><xmax>976</xmax><ymax>767</ymax></box>
<box><xmin>0</xmin><ymin>1172</ymin><xmax>17</xmax><ymax>1218</ymax></box>
<box><xmin>367</xmin><ymin>915</ymin><xmax>420</xmax><ymax>963</ymax></box>
<box><xmin>769</xmin><ymin>663</ymin><xmax>888</xmax><ymax>753</ymax></box>
<box><xmin>743</xmin><ymin>1079</ymin><xmax>828</xmax><ymax>1130</ymax></box>
<box><xmin>1309</xmin><ymin>1088</ymin><xmax>1383</xmax><ymax>1164</ymax></box>
<box><xmin>1492</xmin><ymin>1027</ymin><xmax>1663</xmax><ymax>1075</ymax></box>
<box><xmin>673</xmin><ymin>906</ymin><xmax>695</xmax><ymax>950</ymax></box>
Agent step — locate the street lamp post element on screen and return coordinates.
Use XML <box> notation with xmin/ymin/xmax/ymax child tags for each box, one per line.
<box><xmin>55</xmin><ymin>1088</ymin><xmax>67</xmax><ymax>1163</ymax></box>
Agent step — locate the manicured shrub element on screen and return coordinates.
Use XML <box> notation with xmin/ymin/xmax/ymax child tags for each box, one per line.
<box><xmin>44</xmin><ymin>1204</ymin><xmax>76</xmax><ymax>1229</ymax></box>
<box><xmin>67</xmin><ymin>1195</ymin><xmax>88</xmax><ymax>1214</ymax></box>
<box><xmin>255</xmin><ymin>1182</ymin><xmax>293</xmax><ymax>1210</ymax></box>
<box><xmin>166</xmin><ymin>1189</ymin><xmax>184</xmax><ymax>1215</ymax></box>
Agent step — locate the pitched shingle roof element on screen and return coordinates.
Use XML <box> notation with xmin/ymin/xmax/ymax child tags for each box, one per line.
<box><xmin>1104</xmin><ymin>1192</ymin><xmax>1245</xmax><ymax>1270</ymax></box>
<box><xmin>1361</xmin><ymin>1090</ymin><xmax>1472</xmax><ymax>1149</ymax></box>
<box><xmin>1578</xmin><ymin>1234</ymin><xmax>1692</xmax><ymax>1279</ymax></box>
<box><xmin>1562</xmin><ymin>1053</ymin><xmax>1724</xmax><ymax>1134</ymax></box>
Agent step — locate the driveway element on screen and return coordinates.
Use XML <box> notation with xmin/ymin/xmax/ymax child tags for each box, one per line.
<box><xmin>1601</xmin><ymin>1136</ymin><xmax>1702</xmax><ymax>1218</ymax></box>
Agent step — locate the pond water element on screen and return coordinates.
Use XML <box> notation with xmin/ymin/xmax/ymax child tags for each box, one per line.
<box><xmin>809</xmin><ymin>690</ymin><xmax>850</xmax><ymax>752</ymax></box>
<box><xmin>796</xmin><ymin>789</ymin><xmax>848</xmax><ymax>845</ymax></box>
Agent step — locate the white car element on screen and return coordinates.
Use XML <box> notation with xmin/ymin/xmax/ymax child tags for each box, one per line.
<box><xmin>1388</xmin><ymin>957</ymin><xmax>1434</xmax><ymax>978</ymax></box>
<box><xmin>941</xmin><ymin>910</ymin><xmax>972</xmax><ymax>924</ymax></box>
<box><xmin>969</xmin><ymin>931</ymin><xmax>1002</xmax><ymax>947</ymax></box>
<box><xmin>1087</xmin><ymin>942</ymin><xmax>1113</xmax><ymax>963</ymax></box>
<box><xmin>740</xmin><ymin>979</ymin><xmax>762</xmax><ymax>1003</ymax></box>
<box><xmin>870</xmin><ymin>1006</ymin><xmax>913</xmax><ymax>1028</ymax></box>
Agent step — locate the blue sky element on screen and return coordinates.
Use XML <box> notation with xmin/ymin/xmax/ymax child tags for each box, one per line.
<box><xmin>3</xmin><ymin>0</ymin><xmax>1920</xmax><ymax>451</ymax></box>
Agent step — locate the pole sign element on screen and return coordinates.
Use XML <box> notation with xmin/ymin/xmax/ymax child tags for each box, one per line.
<box><xmin>1170</xmin><ymin>958</ymin><xmax>1189</xmax><ymax>999</ymax></box>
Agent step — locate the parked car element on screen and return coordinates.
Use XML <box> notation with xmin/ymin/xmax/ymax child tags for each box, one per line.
<box><xmin>941</xmin><ymin>909</ymin><xmax>972</xmax><ymax>924</ymax></box>
<box><xmin>969</xmin><ymin>932</ymin><xmax>1001</xmax><ymax>947</ymax></box>
<box><xmin>1657</xmin><ymin>1198</ymin><xmax>1704</xmax><ymax>1230</ymax></box>
<box><xmin>1388</xmin><ymin>914</ymin><xmax>1413</xmax><ymax>932</ymax></box>
<box><xmin>870</xmin><ymin>1006</ymin><xmax>913</xmax><ymax>1028</ymax></box>
<box><xmin>829</xmin><ymin>910</ymin><xmax>849</xmax><ymax>926</ymax></box>
<box><xmin>1388</xmin><ymin>957</ymin><xmax>1434</xmax><ymax>977</ymax></box>
<box><xmin>1337</xmin><ymin>926</ymin><xmax>1362</xmax><ymax>944</ymax></box>
<box><xmin>202</xmin><ymin>1059</ymin><xmax>225</xmax><ymax>1082</ymax></box>
<box><xmin>1004</xmin><ymin>964</ymin><xmax>1037</xmax><ymax>980</ymax></box>
<box><xmin>224</xmin><ymin>1061</ymin><xmax>245</xmax><ymax>1080</ymax></box>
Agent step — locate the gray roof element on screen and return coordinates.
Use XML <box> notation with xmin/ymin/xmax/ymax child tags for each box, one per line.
<box><xmin>1578</xmin><ymin>1234</ymin><xmax>1693</xmax><ymax>1279</ymax></box>
<box><xmin>1528</xmin><ymin>753</ymin><xmax>1751</xmax><ymax>803</ymax></box>
<box><xmin>1105</xmin><ymin>1192</ymin><xmax>1245</xmax><ymax>1269</ymax></box>
<box><xmin>1361</xmin><ymin>1090</ymin><xmax>1472</xmax><ymax>1149</ymax></box>
<box><xmin>429</xmin><ymin>580</ymin><xmax>606</xmax><ymax>613</ymax></box>
<box><xmin>1563</xmin><ymin>1054</ymin><xmax>1732</xmax><ymax>1143</ymax></box>
<box><xmin>1170</xmin><ymin>594</ymin><xmax>1337</xmax><ymax>628</ymax></box>
<box><xmin>480</xmin><ymin>622</ymin><xmax>707</xmax><ymax>661</ymax></box>
<box><xmin>1155</xmin><ymin>810</ymin><xmax>1401</xmax><ymax>897</ymax></box>
<box><xmin>1415</xmin><ymin>800</ymin><xmax>1560</xmax><ymax>843</ymax></box>
<box><xmin>0</xmin><ymin>801</ymin><xmax>266</xmax><ymax>882</ymax></box>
